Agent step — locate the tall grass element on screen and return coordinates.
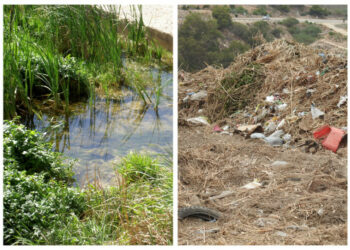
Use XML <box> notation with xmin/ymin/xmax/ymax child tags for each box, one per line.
<box><xmin>3</xmin><ymin>5</ymin><xmax>169</xmax><ymax>120</ymax></box>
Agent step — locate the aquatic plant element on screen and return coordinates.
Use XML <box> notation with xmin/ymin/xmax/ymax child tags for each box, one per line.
<box><xmin>3</xmin><ymin>5</ymin><xmax>170</xmax><ymax>119</ymax></box>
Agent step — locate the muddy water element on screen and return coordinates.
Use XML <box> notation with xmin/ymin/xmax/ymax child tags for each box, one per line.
<box><xmin>28</xmin><ymin>68</ymin><xmax>172</xmax><ymax>187</ymax></box>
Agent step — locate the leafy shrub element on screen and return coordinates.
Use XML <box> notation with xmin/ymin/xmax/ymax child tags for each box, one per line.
<box><xmin>280</xmin><ymin>17</ymin><xmax>299</xmax><ymax>27</ymax></box>
<box><xmin>118</xmin><ymin>153</ymin><xmax>162</xmax><ymax>183</ymax></box>
<box><xmin>3</xmin><ymin>120</ymin><xmax>74</xmax><ymax>182</ymax></box>
<box><xmin>271</xmin><ymin>5</ymin><xmax>290</xmax><ymax>13</ymax></box>
<box><xmin>309</xmin><ymin>5</ymin><xmax>330</xmax><ymax>18</ymax></box>
<box><xmin>288</xmin><ymin>23</ymin><xmax>322</xmax><ymax>44</ymax></box>
<box><xmin>3</xmin><ymin>121</ymin><xmax>86</xmax><ymax>245</ymax></box>
<box><xmin>250</xmin><ymin>21</ymin><xmax>273</xmax><ymax>42</ymax></box>
<box><xmin>3</xmin><ymin>168</ymin><xmax>86</xmax><ymax>245</ymax></box>
<box><xmin>212</xmin><ymin>5</ymin><xmax>232</xmax><ymax>30</ymax></box>
<box><xmin>253</xmin><ymin>6</ymin><xmax>268</xmax><ymax>16</ymax></box>
<box><xmin>271</xmin><ymin>28</ymin><xmax>283</xmax><ymax>38</ymax></box>
<box><xmin>230</xmin><ymin>6</ymin><xmax>248</xmax><ymax>15</ymax></box>
<box><xmin>230</xmin><ymin>22</ymin><xmax>252</xmax><ymax>44</ymax></box>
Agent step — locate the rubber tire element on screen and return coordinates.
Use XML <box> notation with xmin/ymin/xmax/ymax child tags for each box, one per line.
<box><xmin>178</xmin><ymin>206</ymin><xmax>221</xmax><ymax>221</ymax></box>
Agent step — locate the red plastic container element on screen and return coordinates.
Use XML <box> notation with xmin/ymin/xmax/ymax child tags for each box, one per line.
<box><xmin>313</xmin><ymin>125</ymin><xmax>345</xmax><ymax>153</ymax></box>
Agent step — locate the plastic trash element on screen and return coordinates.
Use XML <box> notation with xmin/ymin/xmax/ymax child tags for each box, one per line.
<box><xmin>298</xmin><ymin>111</ymin><xmax>307</xmax><ymax>117</ymax></box>
<box><xmin>313</xmin><ymin>125</ymin><xmax>345</xmax><ymax>153</ymax></box>
<box><xmin>250</xmin><ymin>133</ymin><xmax>266</xmax><ymax>139</ymax></box>
<box><xmin>277</xmin><ymin>119</ymin><xmax>285</xmax><ymax>129</ymax></box>
<box><xmin>282</xmin><ymin>88</ymin><xmax>290</xmax><ymax>94</ymax></box>
<box><xmin>237</xmin><ymin>124</ymin><xmax>262</xmax><ymax>134</ymax></box>
<box><xmin>265</xmin><ymin>95</ymin><xmax>275</xmax><ymax>103</ymax></box>
<box><xmin>264</xmin><ymin>136</ymin><xmax>283</xmax><ymax>146</ymax></box>
<box><xmin>276</xmin><ymin>103</ymin><xmax>287</xmax><ymax>111</ymax></box>
<box><xmin>264</xmin><ymin>130</ymin><xmax>284</xmax><ymax>146</ymax></box>
<box><xmin>271</xmin><ymin>161</ymin><xmax>289</xmax><ymax>167</ymax></box>
<box><xmin>311</xmin><ymin>104</ymin><xmax>325</xmax><ymax>120</ymax></box>
<box><xmin>190</xmin><ymin>90</ymin><xmax>207</xmax><ymax>101</ymax></box>
<box><xmin>242</xmin><ymin>179</ymin><xmax>262</xmax><ymax>189</ymax></box>
<box><xmin>222</xmin><ymin>125</ymin><xmax>229</xmax><ymax>131</ymax></box>
<box><xmin>264</xmin><ymin>122</ymin><xmax>276</xmax><ymax>133</ymax></box>
<box><xmin>275</xmin><ymin>231</ymin><xmax>287</xmax><ymax>237</ymax></box>
<box><xmin>282</xmin><ymin>133</ymin><xmax>292</xmax><ymax>142</ymax></box>
<box><xmin>337</xmin><ymin>96</ymin><xmax>347</xmax><ymax>108</ymax></box>
<box><xmin>270</xmin><ymin>130</ymin><xmax>284</xmax><ymax>138</ymax></box>
<box><xmin>213</xmin><ymin>125</ymin><xmax>223</xmax><ymax>132</ymax></box>
<box><xmin>187</xmin><ymin>116</ymin><xmax>210</xmax><ymax>126</ymax></box>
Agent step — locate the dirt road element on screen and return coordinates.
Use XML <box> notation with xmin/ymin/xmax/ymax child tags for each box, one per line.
<box><xmin>178</xmin><ymin>125</ymin><xmax>347</xmax><ymax>245</ymax></box>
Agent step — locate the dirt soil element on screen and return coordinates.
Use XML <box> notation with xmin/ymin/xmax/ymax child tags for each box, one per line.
<box><xmin>178</xmin><ymin>39</ymin><xmax>347</xmax><ymax>245</ymax></box>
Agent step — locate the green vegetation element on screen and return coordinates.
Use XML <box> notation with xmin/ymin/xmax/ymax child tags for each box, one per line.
<box><xmin>253</xmin><ymin>6</ymin><xmax>268</xmax><ymax>16</ymax></box>
<box><xmin>280</xmin><ymin>17</ymin><xmax>299</xmax><ymax>28</ymax></box>
<box><xmin>3</xmin><ymin>5</ymin><xmax>171</xmax><ymax>120</ymax></box>
<box><xmin>212</xmin><ymin>5</ymin><xmax>232</xmax><ymax>30</ymax></box>
<box><xmin>178</xmin><ymin>13</ymin><xmax>222</xmax><ymax>71</ymax></box>
<box><xmin>179</xmin><ymin>5</ymin><xmax>334</xmax><ymax>72</ymax></box>
<box><xmin>3</xmin><ymin>121</ymin><xmax>172</xmax><ymax>245</ymax></box>
<box><xmin>309</xmin><ymin>5</ymin><xmax>330</xmax><ymax>18</ymax></box>
<box><xmin>230</xmin><ymin>6</ymin><xmax>248</xmax><ymax>15</ymax></box>
<box><xmin>288</xmin><ymin>22</ymin><xmax>322</xmax><ymax>45</ymax></box>
<box><xmin>271</xmin><ymin>5</ymin><xmax>290</xmax><ymax>13</ymax></box>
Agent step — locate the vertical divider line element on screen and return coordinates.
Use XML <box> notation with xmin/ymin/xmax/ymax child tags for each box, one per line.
<box><xmin>173</xmin><ymin>2</ymin><xmax>179</xmax><ymax>247</ymax></box>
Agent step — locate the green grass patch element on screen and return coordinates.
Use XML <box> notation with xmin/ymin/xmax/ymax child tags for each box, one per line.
<box><xmin>3</xmin><ymin>121</ymin><xmax>173</xmax><ymax>245</ymax></box>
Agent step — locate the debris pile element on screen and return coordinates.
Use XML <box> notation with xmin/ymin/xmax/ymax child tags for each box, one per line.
<box><xmin>178</xmin><ymin>39</ymin><xmax>347</xmax><ymax>153</ymax></box>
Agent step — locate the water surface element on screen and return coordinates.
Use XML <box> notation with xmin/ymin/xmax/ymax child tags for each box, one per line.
<box><xmin>28</xmin><ymin>68</ymin><xmax>172</xmax><ymax>187</ymax></box>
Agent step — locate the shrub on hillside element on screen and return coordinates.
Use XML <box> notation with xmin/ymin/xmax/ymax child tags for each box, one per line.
<box><xmin>280</xmin><ymin>17</ymin><xmax>299</xmax><ymax>27</ymax></box>
<box><xmin>212</xmin><ymin>5</ymin><xmax>232</xmax><ymax>30</ymax></box>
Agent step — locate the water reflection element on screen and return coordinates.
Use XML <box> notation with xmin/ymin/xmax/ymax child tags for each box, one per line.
<box><xmin>26</xmin><ymin>69</ymin><xmax>172</xmax><ymax>186</ymax></box>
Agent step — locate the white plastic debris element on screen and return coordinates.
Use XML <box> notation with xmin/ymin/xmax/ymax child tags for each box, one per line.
<box><xmin>250</xmin><ymin>133</ymin><xmax>266</xmax><ymax>139</ymax></box>
<box><xmin>222</xmin><ymin>125</ymin><xmax>229</xmax><ymax>131</ymax></box>
<box><xmin>317</xmin><ymin>208</ymin><xmax>324</xmax><ymax>216</ymax></box>
<box><xmin>265</xmin><ymin>95</ymin><xmax>275</xmax><ymax>103</ymax></box>
<box><xmin>337</xmin><ymin>96</ymin><xmax>347</xmax><ymax>108</ymax></box>
<box><xmin>275</xmin><ymin>231</ymin><xmax>287</xmax><ymax>237</ymax></box>
<box><xmin>269</xmin><ymin>130</ymin><xmax>284</xmax><ymax>138</ymax></box>
<box><xmin>298</xmin><ymin>111</ymin><xmax>307</xmax><ymax>117</ymax></box>
<box><xmin>276</xmin><ymin>119</ymin><xmax>285</xmax><ymax>129</ymax></box>
<box><xmin>271</xmin><ymin>161</ymin><xmax>289</xmax><ymax>167</ymax></box>
<box><xmin>190</xmin><ymin>90</ymin><xmax>207</xmax><ymax>101</ymax></box>
<box><xmin>311</xmin><ymin>105</ymin><xmax>325</xmax><ymax>120</ymax></box>
<box><xmin>276</xmin><ymin>103</ymin><xmax>287</xmax><ymax>111</ymax></box>
<box><xmin>198</xmin><ymin>109</ymin><xmax>203</xmax><ymax>113</ymax></box>
<box><xmin>183</xmin><ymin>96</ymin><xmax>189</xmax><ymax>102</ymax></box>
<box><xmin>282</xmin><ymin>133</ymin><xmax>292</xmax><ymax>142</ymax></box>
<box><xmin>282</xmin><ymin>88</ymin><xmax>290</xmax><ymax>94</ymax></box>
<box><xmin>265</xmin><ymin>122</ymin><xmax>276</xmax><ymax>133</ymax></box>
<box><xmin>186</xmin><ymin>116</ymin><xmax>210</xmax><ymax>126</ymax></box>
<box><xmin>242</xmin><ymin>179</ymin><xmax>262</xmax><ymax>189</ymax></box>
<box><xmin>264</xmin><ymin>130</ymin><xmax>284</xmax><ymax>146</ymax></box>
<box><xmin>306</xmin><ymin>89</ymin><xmax>316</xmax><ymax>94</ymax></box>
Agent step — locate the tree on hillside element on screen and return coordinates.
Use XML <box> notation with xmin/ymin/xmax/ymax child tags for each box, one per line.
<box><xmin>212</xmin><ymin>5</ymin><xmax>232</xmax><ymax>30</ymax></box>
<box><xmin>309</xmin><ymin>5</ymin><xmax>330</xmax><ymax>18</ymax></box>
<box><xmin>179</xmin><ymin>13</ymin><xmax>222</xmax><ymax>72</ymax></box>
